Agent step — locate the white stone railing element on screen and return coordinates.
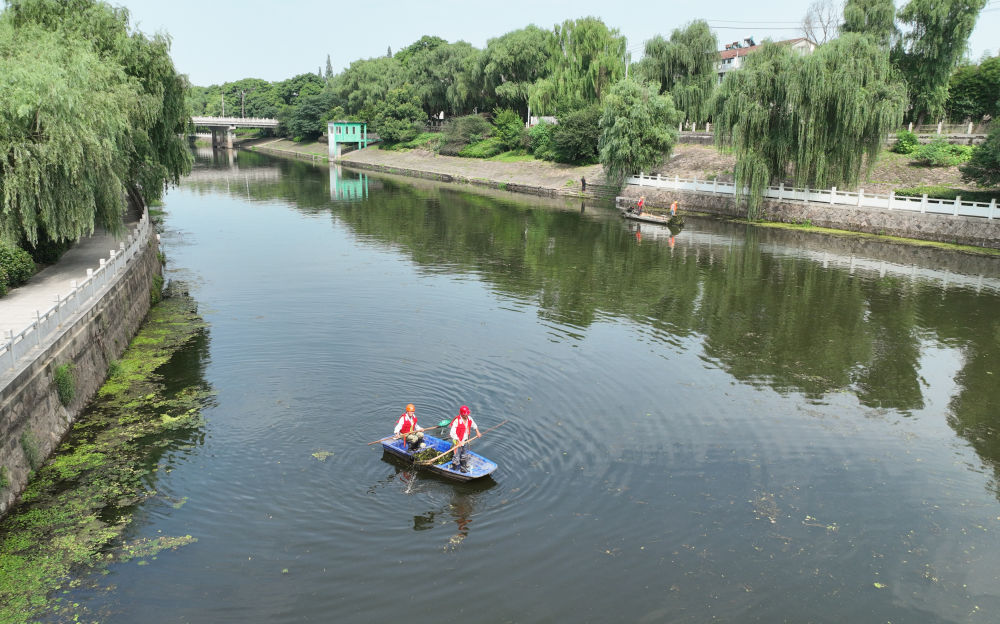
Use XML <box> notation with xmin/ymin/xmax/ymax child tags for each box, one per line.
<box><xmin>1</xmin><ymin>209</ymin><xmax>154</xmax><ymax>374</ymax></box>
<box><xmin>628</xmin><ymin>173</ymin><xmax>999</xmax><ymax>220</ymax></box>
<box><xmin>191</xmin><ymin>116</ymin><xmax>280</xmax><ymax>128</ymax></box>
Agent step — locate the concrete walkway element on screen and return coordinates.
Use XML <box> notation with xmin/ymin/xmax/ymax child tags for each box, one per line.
<box><xmin>1</xmin><ymin>220</ymin><xmax>137</xmax><ymax>335</ymax></box>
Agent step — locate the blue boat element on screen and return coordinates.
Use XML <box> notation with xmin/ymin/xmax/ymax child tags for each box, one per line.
<box><xmin>381</xmin><ymin>434</ymin><xmax>498</xmax><ymax>482</ymax></box>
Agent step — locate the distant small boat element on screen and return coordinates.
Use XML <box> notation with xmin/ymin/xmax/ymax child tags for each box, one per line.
<box><xmin>621</xmin><ymin>208</ymin><xmax>684</xmax><ymax>227</ymax></box>
<box><xmin>381</xmin><ymin>434</ymin><xmax>498</xmax><ymax>482</ymax></box>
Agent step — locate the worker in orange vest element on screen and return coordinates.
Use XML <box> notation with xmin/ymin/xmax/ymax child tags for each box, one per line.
<box><xmin>670</xmin><ymin>200</ymin><xmax>678</xmax><ymax>216</ymax></box>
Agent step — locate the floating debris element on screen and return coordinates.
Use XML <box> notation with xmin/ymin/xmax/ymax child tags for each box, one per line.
<box><xmin>311</xmin><ymin>451</ymin><xmax>334</xmax><ymax>462</ymax></box>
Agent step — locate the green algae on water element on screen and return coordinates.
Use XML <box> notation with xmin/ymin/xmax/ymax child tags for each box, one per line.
<box><xmin>0</xmin><ymin>284</ymin><xmax>212</xmax><ymax>624</ymax></box>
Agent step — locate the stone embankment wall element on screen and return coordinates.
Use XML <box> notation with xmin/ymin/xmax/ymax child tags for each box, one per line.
<box><xmin>621</xmin><ymin>187</ymin><xmax>1000</xmax><ymax>250</ymax></box>
<box><xmin>0</xmin><ymin>234</ymin><xmax>161</xmax><ymax>516</ymax></box>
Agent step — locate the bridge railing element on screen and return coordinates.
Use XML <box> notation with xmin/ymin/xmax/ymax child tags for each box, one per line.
<box><xmin>1</xmin><ymin>210</ymin><xmax>153</xmax><ymax>376</ymax></box>
<box><xmin>191</xmin><ymin>116</ymin><xmax>280</xmax><ymax>127</ymax></box>
<box><xmin>628</xmin><ymin>173</ymin><xmax>999</xmax><ymax>220</ymax></box>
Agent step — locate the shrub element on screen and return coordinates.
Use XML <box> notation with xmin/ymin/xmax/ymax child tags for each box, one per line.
<box><xmin>960</xmin><ymin>127</ymin><xmax>1000</xmax><ymax>188</ymax></box>
<box><xmin>550</xmin><ymin>106</ymin><xmax>601</xmax><ymax>164</ymax></box>
<box><xmin>893</xmin><ymin>130</ymin><xmax>919</xmax><ymax>154</ymax></box>
<box><xmin>913</xmin><ymin>138</ymin><xmax>974</xmax><ymax>167</ymax></box>
<box><xmin>459</xmin><ymin>137</ymin><xmax>506</xmax><ymax>158</ymax></box>
<box><xmin>54</xmin><ymin>363</ymin><xmax>76</xmax><ymax>406</ymax></box>
<box><xmin>0</xmin><ymin>243</ymin><xmax>35</xmax><ymax>285</ymax></box>
<box><xmin>0</xmin><ymin>465</ymin><xmax>9</xmax><ymax>490</ymax></box>
<box><xmin>492</xmin><ymin>108</ymin><xmax>525</xmax><ymax>151</ymax></box>
<box><xmin>0</xmin><ymin>242</ymin><xmax>36</xmax><ymax>296</ymax></box>
<box><xmin>528</xmin><ymin>121</ymin><xmax>557</xmax><ymax>161</ymax></box>
<box><xmin>440</xmin><ymin>115</ymin><xmax>493</xmax><ymax>155</ymax></box>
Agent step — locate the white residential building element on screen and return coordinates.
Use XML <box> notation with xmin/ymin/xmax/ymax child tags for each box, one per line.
<box><xmin>717</xmin><ymin>37</ymin><xmax>818</xmax><ymax>82</ymax></box>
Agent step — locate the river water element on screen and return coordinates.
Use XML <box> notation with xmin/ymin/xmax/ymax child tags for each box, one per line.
<box><xmin>60</xmin><ymin>149</ymin><xmax>1000</xmax><ymax>622</ymax></box>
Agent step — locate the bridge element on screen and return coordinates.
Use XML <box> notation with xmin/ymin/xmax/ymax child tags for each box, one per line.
<box><xmin>191</xmin><ymin>116</ymin><xmax>279</xmax><ymax>149</ymax></box>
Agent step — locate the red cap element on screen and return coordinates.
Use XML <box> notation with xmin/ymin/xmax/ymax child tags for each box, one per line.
<box><xmin>459</xmin><ymin>405</ymin><xmax>470</xmax><ymax>416</ymax></box>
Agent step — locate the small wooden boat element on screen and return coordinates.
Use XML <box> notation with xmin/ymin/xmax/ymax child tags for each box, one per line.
<box><xmin>381</xmin><ymin>434</ymin><xmax>498</xmax><ymax>482</ymax></box>
<box><xmin>621</xmin><ymin>208</ymin><xmax>684</xmax><ymax>227</ymax></box>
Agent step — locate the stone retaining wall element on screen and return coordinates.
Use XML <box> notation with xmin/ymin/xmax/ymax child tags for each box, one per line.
<box><xmin>621</xmin><ymin>186</ymin><xmax>1000</xmax><ymax>250</ymax></box>
<box><xmin>0</xmin><ymin>237</ymin><xmax>161</xmax><ymax>516</ymax></box>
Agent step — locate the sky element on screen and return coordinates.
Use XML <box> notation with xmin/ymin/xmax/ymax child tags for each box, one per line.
<box><xmin>110</xmin><ymin>0</ymin><xmax>1000</xmax><ymax>86</ymax></box>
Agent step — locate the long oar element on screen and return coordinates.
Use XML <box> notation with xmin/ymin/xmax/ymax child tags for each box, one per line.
<box><xmin>367</xmin><ymin>420</ymin><xmax>451</xmax><ymax>446</ymax></box>
<box><xmin>415</xmin><ymin>419</ymin><xmax>509</xmax><ymax>466</ymax></box>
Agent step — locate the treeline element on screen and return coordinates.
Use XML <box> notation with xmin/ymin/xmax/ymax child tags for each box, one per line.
<box><xmin>0</xmin><ymin>0</ymin><xmax>190</xmax><ymax>291</ymax></box>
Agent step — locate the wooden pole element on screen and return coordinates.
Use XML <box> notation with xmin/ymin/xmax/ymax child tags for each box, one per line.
<box><xmin>415</xmin><ymin>420</ymin><xmax>509</xmax><ymax>465</ymax></box>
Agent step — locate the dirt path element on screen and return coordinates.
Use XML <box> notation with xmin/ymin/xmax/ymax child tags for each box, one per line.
<box><xmin>339</xmin><ymin>146</ymin><xmax>607</xmax><ymax>196</ymax></box>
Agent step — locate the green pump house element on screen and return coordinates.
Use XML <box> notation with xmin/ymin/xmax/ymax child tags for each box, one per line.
<box><xmin>328</xmin><ymin>120</ymin><xmax>368</xmax><ymax>159</ymax></box>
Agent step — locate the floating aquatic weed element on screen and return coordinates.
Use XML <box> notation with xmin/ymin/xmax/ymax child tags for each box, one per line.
<box><xmin>0</xmin><ymin>284</ymin><xmax>211</xmax><ymax>624</ymax></box>
<box><xmin>312</xmin><ymin>451</ymin><xmax>333</xmax><ymax>462</ymax></box>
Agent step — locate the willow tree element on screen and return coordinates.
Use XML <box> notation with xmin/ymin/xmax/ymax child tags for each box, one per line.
<box><xmin>637</xmin><ymin>20</ymin><xmax>718</xmax><ymax>124</ymax></box>
<box><xmin>478</xmin><ymin>25</ymin><xmax>555</xmax><ymax>116</ymax></box>
<box><xmin>598</xmin><ymin>78</ymin><xmax>680</xmax><ymax>187</ymax></box>
<box><xmin>841</xmin><ymin>0</ymin><xmax>898</xmax><ymax>47</ymax></box>
<box><xmin>713</xmin><ymin>35</ymin><xmax>906</xmax><ymax>219</ymax></box>
<box><xmin>529</xmin><ymin>17</ymin><xmax>626</xmax><ymax>115</ymax></box>
<box><xmin>0</xmin><ymin>22</ymin><xmax>134</xmax><ymax>245</ymax></box>
<box><xmin>9</xmin><ymin>0</ymin><xmax>192</xmax><ymax>208</ymax></box>
<box><xmin>894</xmin><ymin>0</ymin><xmax>988</xmax><ymax>125</ymax></box>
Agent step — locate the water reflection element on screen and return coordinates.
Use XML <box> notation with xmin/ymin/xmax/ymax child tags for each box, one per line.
<box><xmin>329</xmin><ymin>164</ymin><xmax>369</xmax><ymax>201</ymax></box>
<box><xmin>378</xmin><ymin>459</ymin><xmax>496</xmax><ymax>549</ymax></box>
<box><xmin>182</xmin><ymin>148</ymin><xmax>1000</xmax><ymax>501</ymax></box>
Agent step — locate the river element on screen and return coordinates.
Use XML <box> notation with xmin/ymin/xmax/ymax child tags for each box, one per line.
<box><xmin>45</xmin><ymin>149</ymin><xmax>1000</xmax><ymax>622</ymax></box>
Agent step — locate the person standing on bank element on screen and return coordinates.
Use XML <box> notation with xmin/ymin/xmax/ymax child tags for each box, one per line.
<box><xmin>449</xmin><ymin>405</ymin><xmax>481</xmax><ymax>473</ymax></box>
<box><xmin>394</xmin><ymin>403</ymin><xmax>424</xmax><ymax>450</ymax></box>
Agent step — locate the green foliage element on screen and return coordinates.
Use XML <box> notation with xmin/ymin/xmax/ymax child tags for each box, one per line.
<box><xmin>53</xmin><ymin>363</ymin><xmax>76</xmax><ymax>406</ymax></box>
<box><xmin>150</xmin><ymin>274</ymin><xmax>164</xmax><ymax>305</ymax></box>
<box><xmin>945</xmin><ymin>56</ymin><xmax>1000</xmax><ymax>122</ymax></box>
<box><xmin>480</xmin><ymin>25</ymin><xmax>555</xmax><ymax>114</ymax></box>
<box><xmin>527</xmin><ymin>121</ymin><xmax>557</xmax><ymax>160</ymax></box>
<box><xmin>841</xmin><ymin>0</ymin><xmax>898</xmax><ymax>47</ymax></box>
<box><xmin>440</xmin><ymin>115</ymin><xmax>493</xmax><ymax>155</ymax></box>
<box><xmin>459</xmin><ymin>137</ymin><xmax>506</xmax><ymax>158</ymax></box>
<box><xmin>550</xmin><ymin>106</ymin><xmax>601</xmax><ymax>164</ymax></box>
<box><xmin>894</xmin><ymin>0</ymin><xmax>988</xmax><ymax>124</ymax></box>
<box><xmin>895</xmin><ymin>184</ymin><xmax>1000</xmax><ymax>202</ymax></box>
<box><xmin>20</xmin><ymin>431</ymin><xmax>41</xmax><ymax>471</ymax></box>
<box><xmin>0</xmin><ymin>0</ymin><xmax>191</xmax><ymax>247</ymax></box>
<box><xmin>491</xmin><ymin>108</ymin><xmax>524</xmax><ymax>151</ymax></box>
<box><xmin>285</xmin><ymin>91</ymin><xmax>341</xmax><ymax>140</ymax></box>
<box><xmin>0</xmin><ymin>242</ymin><xmax>35</xmax><ymax>294</ymax></box>
<box><xmin>598</xmin><ymin>78</ymin><xmax>681</xmax><ymax>187</ymax></box>
<box><xmin>529</xmin><ymin>17</ymin><xmax>626</xmax><ymax>115</ymax></box>
<box><xmin>0</xmin><ymin>465</ymin><xmax>9</xmax><ymax>490</ymax></box>
<box><xmin>893</xmin><ymin>130</ymin><xmax>920</xmax><ymax>154</ymax></box>
<box><xmin>396</xmin><ymin>37</ymin><xmax>479</xmax><ymax>115</ymax></box>
<box><xmin>370</xmin><ymin>87</ymin><xmax>426</xmax><ymax>143</ymax></box>
<box><xmin>637</xmin><ymin>20</ymin><xmax>718</xmax><ymax>124</ymax></box>
<box><xmin>912</xmin><ymin>138</ymin><xmax>974</xmax><ymax>166</ymax></box>
<box><xmin>961</xmin><ymin>127</ymin><xmax>1000</xmax><ymax>187</ymax></box>
<box><xmin>382</xmin><ymin>132</ymin><xmax>439</xmax><ymax>152</ymax></box>
<box><xmin>330</xmin><ymin>56</ymin><xmax>405</xmax><ymax>115</ymax></box>
<box><xmin>713</xmin><ymin>35</ymin><xmax>906</xmax><ymax>218</ymax></box>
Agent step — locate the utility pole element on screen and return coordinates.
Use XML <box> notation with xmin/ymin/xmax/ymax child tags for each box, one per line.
<box><xmin>241</xmin><ymin>90</ymin><xmax>246</xmax><ymax>118</ymax></box>
<box><xmin>221</xmin><ymin>93</ymin><xmax>225</xmax><ymax>117</ymax></box>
